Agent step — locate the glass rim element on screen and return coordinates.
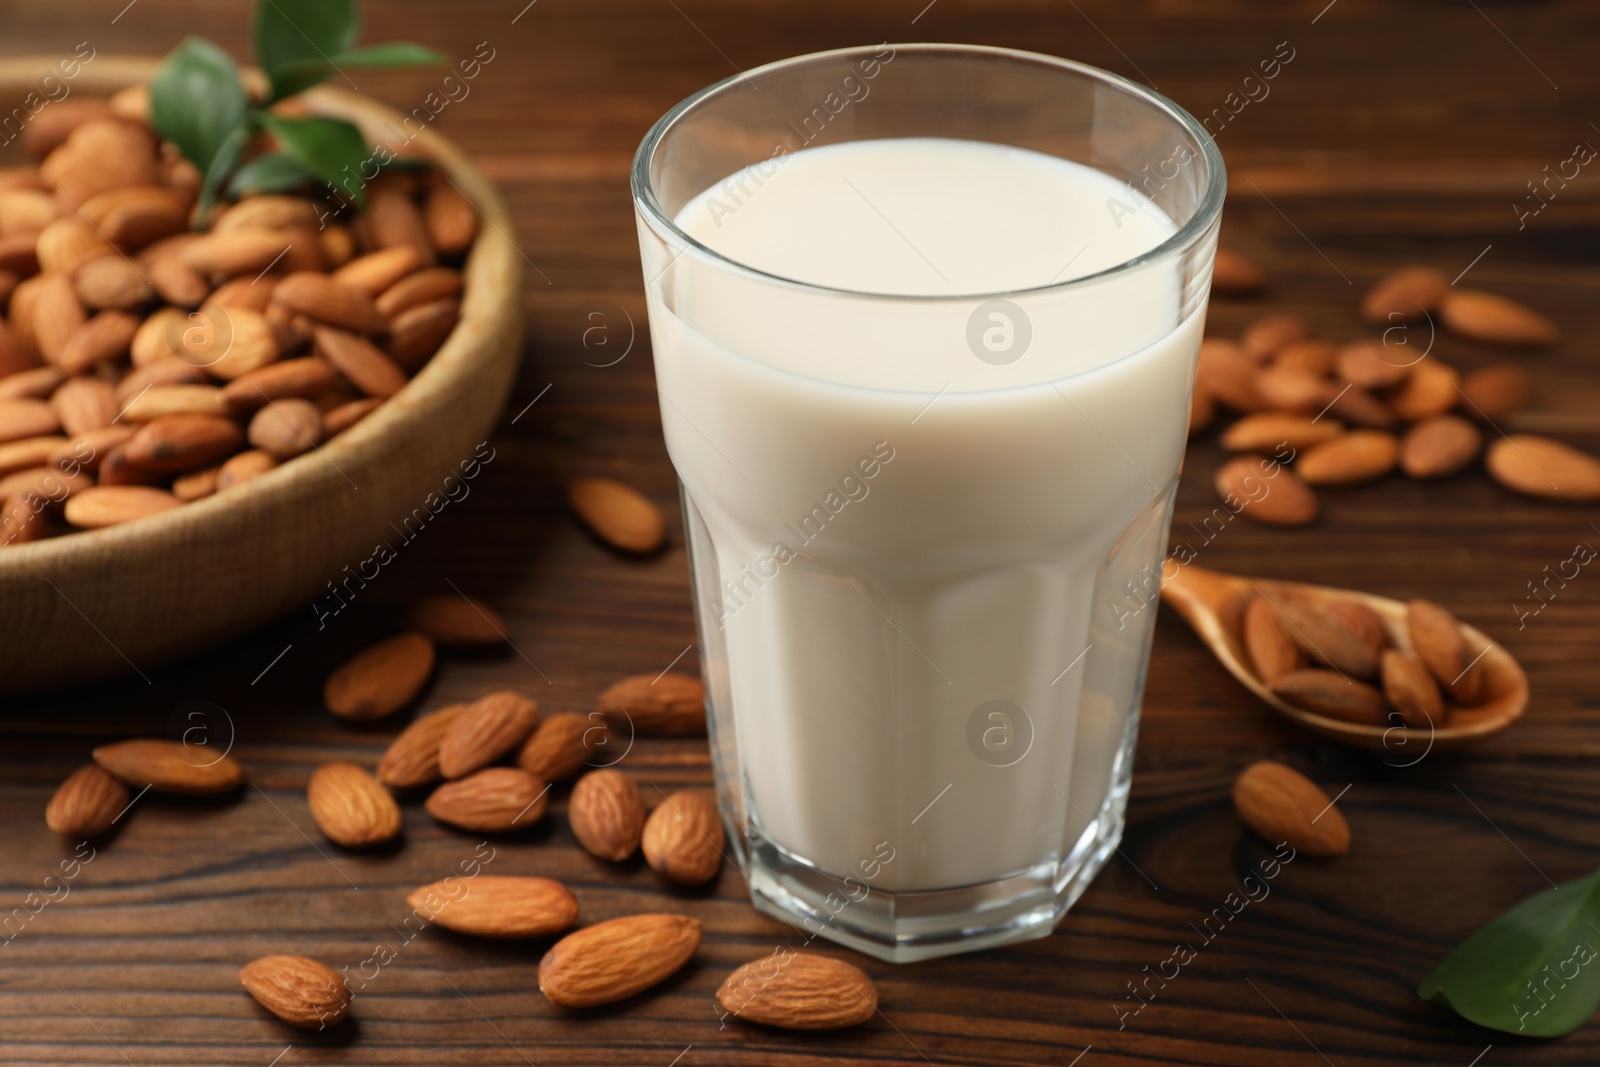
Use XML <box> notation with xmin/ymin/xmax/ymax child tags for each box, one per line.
<box><xmin>630</xmin><ymin>42</ymin><xmax>1228</xmax><ymax>303</ymax></box>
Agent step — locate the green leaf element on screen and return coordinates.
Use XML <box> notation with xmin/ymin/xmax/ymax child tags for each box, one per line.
<box><xmin>1420</xmin><ymin>869</ymin><xmax>1600</xmax><ymax>1037</ymax></box>
<box><xmin>265</xmin><ymin>42</ymin><xmax>446</xmax><ymax>101</ymax></box>
<box><xmin>196</xmin><ymin>121</ymin><xmax>255</xmax><ymax>225</ymax></box>
<box><xmin>228</xmin><ymin>152</ymin><xmax>317</xmax><ymax>197</ymax></box>
<box><xmin>252</xmin><ymin>0</ymin><xmax>360</xmax><ymax>101</ymax></box>
<box><xmin>261</xmin><ymin>114</ymin><xmax>370</xmax><ymax>206</ymax></box>
<box><xmin>149</xmin><ymin>37</ymin><xmax>250</xmax><ymax>175</ymax></box>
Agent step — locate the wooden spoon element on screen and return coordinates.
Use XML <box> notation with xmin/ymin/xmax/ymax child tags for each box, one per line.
<box><xmin>1160</xmin><ymin>561</ymin><xmax>1527</xmax><ymax>753</ymax></box>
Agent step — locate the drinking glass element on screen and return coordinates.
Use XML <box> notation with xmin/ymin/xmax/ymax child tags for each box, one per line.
<box><xmin>632</xmin><ymin>44</ymin><xmax>1224</xmax><ymax>962</ymax></box>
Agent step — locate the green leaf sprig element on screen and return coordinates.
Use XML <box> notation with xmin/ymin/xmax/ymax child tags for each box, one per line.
<box><xmin>148</xmin><ymin>0</ymin><xmax>443</xmax><ymax>221</ymax></box>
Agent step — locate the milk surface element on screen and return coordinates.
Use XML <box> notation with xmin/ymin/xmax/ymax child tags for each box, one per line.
<box><xmin>648</xmin><ymin>137</ymin><xmax>1203</xmax><ymax>891</ymax></box>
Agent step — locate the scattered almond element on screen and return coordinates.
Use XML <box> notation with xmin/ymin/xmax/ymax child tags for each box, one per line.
<box><xmin>717</xmin><ymin>952</ymin><xmax>878</xmax><ymax>1030</ymax></box>
<box><xmin>1440</xmin><ymin>288</ymin><xmax>1558</xmax><ymax>348</ymax></box>
<box><xmin>403</xmin><ymin>594</ymin><xmax>507</xmax><ymax>646</ymax></box>
<box><xmin>407</xmin><ymin>875</ymin><xmax>578</xmax><ymax>938</ymax></box>
<box><xmin>1232</xmin><ymin>760</ymin><xmax>1350</xmax><ymax>857</ymax></box>
<box><xmin>1220</xmin><ymin>413</ymin><xmax>1344</xmax><ymax>453</ymax></box>
<box><xmin>324</xmin><ymin>632</ymin><xmax>436</xmax><ymax>721</ymax></box>
<box><xmin>569</xmin><ymin>768</ymin><xmax>645</xmax><ymax>862</ymax></box>
<box><xmin>425</xmin><ymin>767</ymin><xmax>548</xmax><ymax>833</ymax></box>
<box><xmin>92</xmin><ymin>738</ymin><xmax>244</xmax><ymax>795</ymax></box>
<box><xmin>518</xmin><ymin>711</ymin><xmax>605</xmax><ymax>783</ymax></box>
<box><xmin>1210</xmin><ymin>248</ymin><xmax>1267</xmax><ymax>296</ymax></box>
<box><xmin>1485</xmin><ymin>434</ymin><xmax>1600</xmax><ymax>503</ymax></box>
<box><xmin>1400</xmin><ymin>415</ymin><xmax>1482</xmax><ymax>479</ymax></box>
<box><xmin>306</xmin><ymin>762</ymin><xmax>402</xmax><ymax>848</ymax></box>
<box><xmin>439</xmin><ymin>689</ymin><xmax>540</xmax><ymax>779</ymax></box>
<box><xmin>1197</xmin><ymin>338</ymin><xmax>1266</xmax><ymax>412</ymax></box>
<box><xmin>1296</xmin><ymin>430</ymin><xmax>1400</xmax><ymax>486</ymax></box>
<box><xmin>642</xmin><ymin>788</ymin><xmax>724</xmax><ymax>885</ymax></box>
<box><xmin>1387</xmin><ymin>359</ymin><xmax>1460</xmax><ymax>421</ymax></box>
<box><xmin>1458</xmin><ymin>363</ymin><xmax>1530</xmax><ymax>422</ymax></box>
<box><xmin>239</xmin><ymin>955</ymin><xmax>351</xmax><ymax>1030</ymax></box>
<box><xmin>1241</xmin><ymin>313</ymin><xmax>1309</xmax><ymax>362</ymax></box>
<box><xmin>537</xmin><ymin>914</ymin><xmax>701</xmax><ymax>1008</ymax></box>
<box><xmin>595</xmin><ymin>672</ymin><xmax>706</xmax><ymax>736</ymax></box>
<box><xmin>45</xmin><ymin>763</ymin><xmax>131</xmax><ymax>837</ymax></box>
<box><xmin>377</xmin><ymin>703</ymin><xmax>467</xmax><ymax>789</ymax></box>
<box><xmin>567</xmin><ymin>477</ymin><xmax>665</xmax><ymax>554</ymax></box>
<box><xmin>1361</xmin><ymin>266</ymin><xmax>1447</xmax><ymax>324</ymax></box>
<box><xmin>1335</xmin><ymin>339</ymin><xmax>1410</xmax><ymax>390</ymax></box>
<box><xmin>1214</xmin><ymin>456</ymin><xmax>1318</xmax><ymax>527</ymax></box>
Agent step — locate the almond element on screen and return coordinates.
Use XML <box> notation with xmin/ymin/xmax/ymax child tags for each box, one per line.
<box><xmin>1458</xmin><ymin>363</ymin><xmax>1530</xmax><ymax>422</ymax></box>
<box><xmin>129</xmin><ymin>306</ymin><xmax>186</xmax><ymax>366</ymax></box>
<box><xmin>324</xmin><ymin>632</ymin><xmax>436</xmax><ymax>721</ymax></box>
<box><xmin>333</xmin><ymin>246</ymin><xmax>423</xmax><ymax>296</ymax></box>
<box><xmin>36</xmin><ymin>216</ymin><xmax>111</xmax><ymax>273</ymax></box>
<box><xmin>0</xmin><ymin>435</ymin><xmax>66</xmax><ymax>477</ymax></box>
<box><xmin>45</xmin><ymin>764</ymin><xmax>131</xmax><ymax>837</ymax></box>
<box><xmin>596</xmin><ymin>672</ymin><xmax>706</xmax><ymax>736</ymax></box>
<box><xmin>1327</xmin><ymin>384</ymin><xmax>1397</xmax><ymax>429</ymax></box>
<box><xmin>567</xmin><ymin>477</ymin><xmax>665</xmax><ymax>554</ymax></box>
<box><xmin>518</xmin><ymin>712</ymin><xmax>606</xmax><ymax>784</ymax></box>
<box><xmin>96</xmin><ymin>443</ymin><xmax>163</xmax><ymax>487</ymax></box>
<box><xmin>0</xmin><ymin>464</ymin><xmax>89</xmax><ymax>501</ymax></box>
<box><xmin>1387</xmin><ymin>358</ymin><xmax>1460</xmax><ymax>422</ymax></box>
<box><xmin>307</xmin><ymin>762</ymin><xmax>403</xmax><ymax>848</ymax></box>
<box><xmin>404</xmin><ymin>594</ymin><xmax>507</xmax><ymax>646</ymax></box>
<box><xmin>0</xmin><ymin>397</ymin><xmax>61</xmax><ymax>443</ymax></box>
<box><xmin>318</xmin><ymin>225</ymin><xmax>355</xmax><ymax>268</ymax></box>
<box><xmin>57</xmin><ymin>311</ymin><xmax>141</xmax><ymax>376</ymax></box>
<box><xmin>24</xmin><ymin>99</ymin><xmax>114</xmax><ymax>159</ymax></box>
<box><xmin>367</xmin><ymin>179</ymin><xmax>436</xmax><ymax>267</ymax></box>
<box><xmin>377</xmin><ymin>267</ymin><xmax>463</xmax><ymax>318</ymax></box>
<box><xmin>210</xmin><ymin>276</ymin><xmax>278</xmax><ymax>313</ymax></box>
<box><xmin>123</xmin><ymin>413</ymin><xmax>242</xmax><ymax>472</ymax></box>
<box><xmin>145</xmin><ymin>248</ymin><xmax>210</xmax><ymax>308</ymax></box>
<box><xmin>424</xmin><ymin>183</ymin><xmax>478</xmax><ymax>257</ymax></box>
<box><xmin>1</xmin><ymin>490</ymin><xmax>46</xmax><ymax>544</ymax></box>
<box><xmin>537</xmin><ymin>914</ymin><xmax>701</xmax><ymax>1008</ymax></box>
<box><xmin>1254</xmin><ymin>364</ymin><xmax>1337</xmax><ymax>414</ymax></box>
<box><xmin>1408</xmin><ymin>599</ymin><xmax>1484</xmax><ymax>705</ymax></box>
<box><xmin>217</xmin><ymin>448</ymin><xmax>277</xmax><ymax>489</ymax></box>
<box><xmin>221</xmin><ymin>357</ymin><xmax>339</xmax><ymax>411</ymax></box>
<box><xmin>119</xmin><ymin>384</ymin><xmax>231</xmax><ymax>421</ymax></box>
<box><xmin>569</xmin><ymin>768</ymin><xmax>645</xmax><ymax>861</ymax></box>
<box><xmin>51</xmin><ymin>376</ymin><xmax>116</xmax><ymax>435</ymax></box>
<box><xmin>387</xmin><ymin>296</ymin><xmax>459</xmax><ymax>370</ymax></box>
<box><xmin>0</xmin><ymin>230</ymin><xmax>40</xmax><ymax>275</ymax></box>
<box><xmin>642</xmin><ymin>788</ymin><xmax>724</xmax><ymax>885</ymax></box>
<box><xmin>425</xmin><ymin>767</ymin><xmax>549</xmax><ymax>833</ymax></box>
<box><xmin>1295</xmin><ymin>430</ymin><xmax>1400</xmax><ymax>486</ymax></box>
<box><xmin>1271</xmin><ymin>339</ymin><xmax>1338</xmax><ymax>377</ymax></box>
<box><xmin>1276</xmin><ymin>596</ymin><xmax>1388</xmax><ymax>678</ymax></box>
<box><xmin>1241</xmin><ymin>313</ymin><xmax>1309</xmax><ymax>362</ymax></box>
<box><xmin>1400</xmin><ymin>415</ymin><xmax>1482</xmax><ymax>479</ymax></box>
<box><xmin>1381</xmin><ymin>650</ymin><xmax>1445</xmax><ymax>730</ymax></box>
<box><xmin>1335</xmin><ymin>339</ymin><xmax>1410</xmax><ymax>390</ymax></box>
<box><xmin>28</xmin><ymin>273</ymin><xmax>86</xmax><ymax>366</ymax></box>
<box><xmin>717</xmin><ymin>952</ymin><xmax>878</xmax><ymax>1030</ymax></box>
<box><xmin>1196</xmin><ymin>339</ymin><xmax>1265</xmax><ymax>411</ymax></box>
<box><xmin>1485</xmin><ymin>434</ymin><xmax>1600</xmax><ymax>503</ymax></box>
<box><xmin>1440</xmin><ymin>288</ymin><xmax>1558</xmax><ymax>348</ymax></box>
<box><xmin>172</xmin><ymin>465</ymin><xmax>220</xmax><ymax>501</ymax></box>
<box><xmin>247</xmin><ymin>398</ymin><xmax>323</xmax><ymax>459</ymax></box>
<box><xmin>75</xmin><ymin>255</ymin><xmax>154</xmax><ymax>310</ymax></box>
<box><xmin>239</xmin><ymin>955</ymin><xmax>351</xmax><ymax>1030</ymax></box>
<box><xmin>64</xmin><ymin>485</ymin><xmax>181</xmax><ymax>528</ymax></box>
<box><xmin>324</xmin><ymin>396</ymin><xmax>382</xmax><ymax>435</ymax></box>
<box><xmin>1232</xmin><ymin>760</ymin><xmax>1349</xmax><ymax>857</ymax></box>
<box><xmin>272</xmin><ymin>272</ymin><xmax>388</xmax><ymax>334</ymax></box>
<box><xmin>203</xmin><ymin>305</ymin><xmax>279</xmax><ymax>380</ymax></box>
<box><xmin>182</xmin><ymin>228</ymin><xmax>291</xmax><ymax>278</ymax></box>
<box><xmin>93</xmin><ymin>738</ymin><xmax>244</xmax><ymax>795</ymax></box>
<box><xmin>439</xmin><ymin>689</ymin><xmax>541</xmax><ymax>779</ymax></box>
<box><xmin>1214</xmin><ymin>456</ymin><xmax>1318</xmax><ymax>527</ymax></box>
<box><xmin>407</xmin><ymin>875</ymin><xmax>578</xmax><ymax>938</ymax></box>
<box><xmin>1220</xmin><ymin>413</ymin><xmax>1344</xmax><ymax>453</ymax></box>
<box><xmin>90</xmin><ymin>185</ymin><xmax>187</xmax><ymax>249</ymax></box>
<box><xmin>0</xmin><ymin>366</ymin><xmax>65</xmax><ymax>401</ymax></box>
<box><xmin>1241</xmin><ymin>596</ymin><xmax>1304</xmax><ymax>685</ymax></box>
<box><xmin>377</xmin><ymin>703</ymin><xmax>468</xmax><ymax>789</ymax></box>
<box><xmin>313</xmin><ymin>326</ymin><xmax>408</xmax><ymax>398</ymax></box>
<box><xmin>1361</xmin><ymin>266</ymin><xmax>1447</xmax><ymax>324</ymax></box>
<box><xmin>1271</xmin><ymin>669</ymin><xmax>1387</xmax><ymax>725</ymax></box>
<box><xmin>215</xmin><ymin>195</ymin><xmax>320</xmax><ymax>234</ymax></box>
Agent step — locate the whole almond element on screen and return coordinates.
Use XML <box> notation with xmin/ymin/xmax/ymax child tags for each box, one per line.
<box><xmin>387</xmin><ymin>296</ymin><xmax>459</xmax><ymax>370</ymax></box>
<box><xmin>123</xmin><ymin>413</ymin><xmax>242</xmax><ymax>472</ymax></box>
<box><xmin>1400</xmin><ymin>415</ymin><xmax>1482</xmax><ymax>479</ymax></box>
<box><xmin>1387</xmin><ymin>358</ymin><xmax>1460</xmax><ymax>422</ymax></box>
<box><xmin>1241</xmin><ymin>313</ymin><xmax>1309</xmax><ymax>362</ymax></box>
<box><xmin>407</xmin><ymin>875</ymin><xmax>577</xmax><ymax>938</ymax></box>
<box><xmin>367</xmin><ymin>180</ymin><xmax>436</xmax><ymax>266</ymax></box>
<box><xmin>0</xmin><ymin>397</ymin><xmax>62</xmax><ymax>443</ymax></box>
<box><xmin>204</xmin><ymin>305</ymin><xmax>279</xmax><ymax>380</ymax></box>
<box><xmin>1408</xmin><ymin>599</ymin><xmax>1484</xmax><ymax>705</ymax></box>
<box><xmin>1458</xmin><ymin>363</ymin><xmax>1530</xmax><ymax>422</ymax></box>
<box><xmin>182</xmin><ymin>228</ymin><xmax>290</xmax><ymax>278</ymax></box>
<box><xmin>567</xmin><ymin>477</ymin><xmax>665</xmax><ymax>554</ymax></box>
<box><xmin>36</xmin><ymin>216</ymin><xmax>111</xmax><ymax>273</ymax></box>
<box><xmin>324</xmin><ymin>632</ymin><xmax>436</xmax><ymax>721</ymax></box>
<box><xmin>1220</xmin><ymin>413</ymin><xmax>1344</xmax><ymax>453</ymax></box>
<box><xmin>45</xmin><ymin>764</ymin><xmax>131</xmax><ymax>837</ymax></box>
<box><xmin>376</xmin><ymin>267</ymin><xmax>464</xmax><ymax>318</ymax></box>
<box><xmin>119</xmin><ymin>384</ymin><xmax>230</xmax><ymax>422</ymax></box>
<box><xmin>1209</xmin><ymin>247</ymin><xmax>1267</xmax><ymax>296</ymax></box>
<box><xmin>424</xmin><ymin>183</ymin><xmax>478</xmax><ymax>256</ymax></box>
<box><xmin>91</xmin><ymin>185</ymin><xmax>187</xmax><ymax>249</ymax></box>
<box><xmin>1296</xmin><ymin>430</ymin><xmax>1400</xmax><ymax>486</ymax></box>
<box><xmin>75</xmin><ymin>254</ymin><xmax>154</xmax><ymax>310</ymax></box>
<box><xmin>1232</xmin><ymin>760</ymin><xmax>1350</xmax><ymax>856</ymax></box>
<box><xmin>215</xmin><ymin>195</ymin><xmax>320</xmax><ymax>234</ymax></box>
<box><xmin>313</xmin><ymin>326</ymin><xmax>408</xmax><ymax>398</ymax></box>
<box><xmin>0</xmin><ymin>366</ymin><xmax>63</xmax><ymax>401</ymax></box>
<box><xmin>96</xmin><ymin>443</ymin><xmax>163</xmax><ymax>488</ymax></box>
<box><xmin>425</xmin><ymin>767</ymin><xmax>549</xmax><ymax>833</ymax></box>
<box><xmin>144</xmin><ymin>248</ymin><xmax>210</xmax><ymax>308</ymax></box>
<box><xmin>1381</xmin><ymin>650</ymin><xmax>1445</xmax><ymax>730</ymax></box>
<box><xmin>64</xmin><ymin>485</ymin><xmax>181</xmax><ymax>528</ymax></box>
<box><xmin>51</xmin><ymin>376</ymin><xmax>116</xmax><ymax>435</ymax></box>
<box><xmin>1241</xmin><ymin>596</ymin><xmax>1304</xmax><ymax>685</ymax></box>
<box><xmin>333</xmin><ymin>246</ymin><xmax>423</xmax><ymax>296</ymax></box>
<box><xmin>217</xmin><ymin>448</ymin><xmax>278</xmax><ymax>489</ymax></box>
<box><xmin>717</xmin><ymin>952</ymin><xmax>878</xmax><ymax>1030</ymax></box>
<box><xmin>1361</xmin><ymin>266</ymin><xmax>1447</xmax><ymax>324</ymax></box>
<box><xmin>1214</xmin><ymin>456</ymin><xmax>1318</xmax><ymax>527</ymax></box>
<box><xmin>27</xmin><ymin>274</ymin><xmax>86</xmax><ymax>367</ymax></box>
<box><xmin>538</xmin><ymin>914</ymin><xmax>701</xmax><ymax>1008</ymax></box>
<box><xmin>1440</xmin><ymin>289</ymin><xmax>1558</xmax><ymax>348</ymax></box>
<box><xmin>272</xmin><ymin>272</ymin><xmax>388</xmax><ymax>334</ymax></box>
<box><xmin>239</xmin><ymin>955</ymin><xmax>351</xmax><ymax>1030</ymax></box>
<box><xmin>642</xmin><ymin>788</ymin><xmax>724</xmax><ymax>885</ymax></box>
<box><xmin>1485</xmin><ymin>435</ymin><xmax>1600</xmax><ymax>503</ymax></box>
<box><xmin>210</xmin><ymin>276</ymin><xmax>278</xmax><ymax>313</ymax></box>
<box><xmin>596</xmin><ymin>672</ymin><xmax>706</xmax><ymax>736</ymax></box>
<box><xmin>1</xmin><ymin>490</ymin><xmax>46</xmax><ymax>544</ymax></box>
<box><xmin>518</xmin><ymin>712</ymin><xmax>606</xmax><ymax>784</ymax></box>
<box><xmin>1271</xmin><ymin>339</ymin><xmax>1338</xmax><ymax>377</ymax></box>
<box><xmin>1196</xmin><ymin>338</ymin><xmax>1266</xmax><ymax>411</ymax></box>
<box><xmin>1254</xmin><ymin>364</ymin><xmax>1337</xmax><ymax>414</ymax></box>
<box><xmin>0</xmin><ymin>464</ymin><xmax>89</xmax><ymax>501</ymax></box>
<box><xmin>307</xmin><ymin>762</ymin><xmax>402</xmax><ymax>848</ymax></box>
<box><xmin>0</xmin><ymin>435</ymin><xmax>67</xmax><ymax>477</ymax></box>
<box><xmin>439</xmin><ymin>689</ymin><xmax>541</xmax><ymax>779</ymax></box>
<box><xmin>93</xmin><ymin>738</ymin><xmax>244</xmax><ymax>795</ymax></box>
<box><xmin>1272</xmin><ymin>669</ymin><xmax>1387</xmax><ymax>725</ymax></box>
<box><xmin>1327</xmin><ymin>384</ymin><xmax>1398</xmax><ymax>429</ymax></box>
<box><xmin>172</xmin><ymin>464</ymin><xmax>220</xmax><ymax>501</ymax></box>
<box><xmin>569</xmin><ymin>768</ymin><xmax>645</xmax><ymax>861</ymax></box>
<box><xmin>221</xmin><ymin>357</ymin><xmax>339</xmax><ymax>411</ymax></box>
<box><xmin>1335</xmin><ymin>339</ymin><xmax>1410</xmax><ymax>390</ymax></box>
<box><xmin>324</xmin><ymin>396</ymin><xmax>382</xmax><ymax>435</ymax></box>
<box><xmin>248</xmin><ymin>398</ymin><xmax>323</xmax><ymax>459</ymax></box>
<box><xmin>377</xmin><ymin>703</ymin><xmax>467</xmax><ymax>788</ymax></box>
<box><xmin>1276</xmin><ymin>596</ymin><xmax>1388</xmax><ymax>678</ymax></box>
<box><xmin>404</xmin><ymin>594</ymin><xmax>507</xmax><ymax>646</ymax></box>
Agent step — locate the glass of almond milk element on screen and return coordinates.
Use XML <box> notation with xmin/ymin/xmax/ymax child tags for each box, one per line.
<box><xmin>632</xmin><ymin>44</ymin><xmax>1224</xmax><ymax>962</ymax></box>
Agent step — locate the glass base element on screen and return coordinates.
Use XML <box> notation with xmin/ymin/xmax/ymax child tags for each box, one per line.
<box><xmin>743</xmin><ymin>783</ymin><xmax>1127</xmax><ymax>964</ymax></box>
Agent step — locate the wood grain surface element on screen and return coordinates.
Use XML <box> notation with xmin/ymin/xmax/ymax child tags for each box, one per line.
<box><xmin>3</xmin><ymin>2</ymin><xmax>1599</xmax><ymax>1065</ymax></box>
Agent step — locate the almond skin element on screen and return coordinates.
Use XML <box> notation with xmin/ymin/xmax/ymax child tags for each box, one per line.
<box><xmin>63</xmin><ymin>485</ymin><xmax>181</xmax><ymax>528</ymax></box>
<box><xmin>567</xmin><ymin>477</ymin><xmax>665</xmax><ymax>554</ymax></box>
<box><xmin>1408</xmin><ymin>599</ymin><xmax>1484</xmax><ymax>705</ymax></box>
<box><xmin>1271</xmin><ymin>338</ymin><xmax>1338</xmax><ymax>377</ymax></box>
<box><xmin>272</xmin><ymin>271</ymin><xmax>388</xmax><ymax>334</ymax></box>
<box><xmin>313</xmin><ymin>325</ymin><xmax>408</xmax><ymax>398</ymax></box>
<box><xmin>1387</xmin><ymin>359</ymin><xmax>1460</xmax><ymax>422</ymax></box>
<box><xmin>1458</xmin><ymin>363</ymin><xmax>1531</xmax><ymax>422</ymax></box>
<box><xmin>1241</xmin><ymin>313</ymin><xmax>1309</xmax><ymax>362</ymax></box>
<box><xmin>247</xmin><ymin>397</ymin><xmax>323</xmax><ymax>459</ymax></box>
<box><xmin>1327</xmin><ymin>384</ymin><xmax>1398</xmax><ymax>429</ymax></box>
<box><xmin>1381</xmin><ymin>650</ymin><xmax>1446</xmax><ymax>730</ymax></box>
<box><xmin>1295</xmin><ymin>430</ymin><xmax>1400</xmax><ymax>487</ymax></box>
<box><xmin>1209</xmin><ymin>248</ymin><xmax>1267</xmax><ymax>296</ymax></box>
<box><xmin>1485</xmin><ymin>435</ymin><xmax>1600</xmax><ymax>503</ymax></box>
<box><xmin>1232</xmin><ymin>760</ymin><xmax>1350</xmax><ymax>857</ymax></box>
<box><xmin>377</xmin><ymin>703</ymin><xmax>467</xmax><ymax>789</ymax></box>
<box><xmin>1219</xmin><ymin>413</ymin><xmax>1344</xmax><ymax>453</ymax></box>
<box><xmin>1335</xmin><ymin>339</ymin><xmax>1410</xmax><ymax>390</ymax></box>
<box><xmin>1361</xmin><ymin>266</ymin><xmax>1447</xmax><ymax>324</ymax></box>
<box><xmin>517</xmin><ymin>712</ymin><xmax>605</xmax><ymax>783</ymax></box>
<box><xmin>93</xmin><ymin>738</ymin><xmax>244</xmax><ymax>795</ymax></box>
<box><xmin>407</xmin><ymin>875</ymin><xmax>577</xmax><ymax>938</ymax></box>
<box><xmin>717</xmin><ymin>952</ymin><xmax>878</xmax><ymax>1030</ymax></box>
<box><xmin>439</xmin><ymin>689</ymin><xmax>541</xmax><ymax>779</ymax></box>
<box><xmin>537</xmin><ymin>914</ymin><xmax>701</xmax><ymax>1008</ymax></box>
<box><xmin>45</xmin><ymin>763</ymin><xmax>131</xmax><ymax>837</ymax></box>
<box><xmin>1241</xmin><ymin>596</ymin><xmax>1304</xmax><ymax>685</ymax></box>
<box><xmin>569</xmin><ymin>768</ymin><xmax>646</xmax><ymax>861</ymax></box>
<box><xmin>122</xmin><ymin>413</ymin><xmax>243</xmax><ymax>473</ymax></box>
<box><xmin>1196</xmin><ymin>339</ymin><xmax>1266</xmax><ymax>412</ymax></box>
<box><xmin>1400</xmin><ymin>415</ymin><xmax>1482</xmax><ymax>479</ymax></box>
<box><xmin>1254</xmin><ymin>364</ymin><xmax>1337</xmax><ymax>414</ymax></box>
<box><xmin>1440</xmin><ymin>288</ymin><xmax>1558</xmax><ymax>348</ymax></box>
<box><xmin>403</xmin><ymin>594</ymin><xmax>507</xmax><ymax>646</ymax></box>
<box><xmin>307</xmin><ymin>762</ymin><xmax>402</xmax><ymax>848</ymax></box>
<box><xmin>324</xmin><ymin>632</ymin><xmax>436</xmax><ymax>721</ymax></box>
<box><xmin>642</xmin><ymin>788</ymin><xmax>725</xmax><ymax>885</ymax></box>
<box><xmin>1214</xmin><ymin>456</ymin><xmax>1318</xmax><ymax>527</ymax></box>
<box><xmin>1276</xmin><ymin>597</ymin><xmax>1388</xmax><ymax>679</ymax></box>
<box><xmin>425</xmin><ymin>767</ymin><xmax>548</xmax><ymax>833</ymax></box>
<box><xmin>239</xmin><ymin>955</ymin><xmax>351</xmax><ymax>1030</ymax></box>
<box><xmin>595</xmin><ymin>672</ymin><xmax>706</xmax><ymax>736</ymax></box>
<box><xmin>1271</xmin><ymin>669</ymin><xmax>1387</xmax><ymax>725</ymax></box>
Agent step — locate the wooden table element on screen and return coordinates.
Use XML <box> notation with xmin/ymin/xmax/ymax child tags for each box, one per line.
<box><xmin>4</xmin><ymin>1</ymin><xmax>1598</xmax><ymax>1063</ymax></box>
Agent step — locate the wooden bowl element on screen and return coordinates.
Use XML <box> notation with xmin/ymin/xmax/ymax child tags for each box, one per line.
<box><xmin>0</xmin><ymin>57</ymin><xmax>524</xmax><ymax>694</ymax></box>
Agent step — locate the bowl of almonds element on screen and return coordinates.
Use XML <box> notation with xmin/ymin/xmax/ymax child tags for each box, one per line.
<box><xmin>0</xmin><ymin>53</ymin><xmax>523</xmax><ymax>692</ymax></box>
